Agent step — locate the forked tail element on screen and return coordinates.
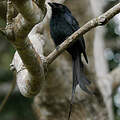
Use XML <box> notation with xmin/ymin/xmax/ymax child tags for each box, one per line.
<box><xmin>68</xmin><ymin>53</ymin><xmax>92</xmax><ymax>120</ymax></box>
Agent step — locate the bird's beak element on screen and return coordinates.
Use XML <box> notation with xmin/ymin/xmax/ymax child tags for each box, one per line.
<box><xmin>48</xmin><ymin>2</ymin><xmax>56</xmax><ymax>8</ymax></box>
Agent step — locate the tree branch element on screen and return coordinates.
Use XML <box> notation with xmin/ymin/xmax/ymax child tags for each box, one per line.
<box><xmin>7</xmin><ymin>0</ymin><xmax>46</xmax><ymax>97</ymax></box>
<box><xmin>10</xmin><ymin>0</ymin><xmax>66</xmax><ymax>97</ymax></box>
<box><xmin>46</xmin><ymin>2</ymin><xmax>120</xmax><ymax>65</ymax></box>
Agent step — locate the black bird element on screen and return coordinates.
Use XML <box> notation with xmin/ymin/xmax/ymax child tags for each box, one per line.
<box><xmin>48</xmin><ymin>2</ymin><xmax>92</xmax><ymax>120</ymax></box>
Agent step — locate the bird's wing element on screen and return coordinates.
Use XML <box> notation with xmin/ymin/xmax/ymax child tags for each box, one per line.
<box><xmin>64</xmin><ymin>13</ymin><xmax>88</xmax><ymax>63</ymax></box>
<box><xmin>64</xmin><ymin>12</ymin><xmax>79</xmax><ymax>31</ymax></box>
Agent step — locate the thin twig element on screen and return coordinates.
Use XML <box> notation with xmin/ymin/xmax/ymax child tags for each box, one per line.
<box><xmin>46</xmin><ymin>2</ymin><xmax>120</xmax><ymax>65</ymax></box>
<box><xmin>0</xmin><ymin>74</ymin><xmax>16</xmax><ymax>112</ymax></box>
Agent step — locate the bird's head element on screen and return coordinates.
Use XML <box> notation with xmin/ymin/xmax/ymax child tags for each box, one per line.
<box><xmin>48</xmin><ymin>2</ymin><xmax>71</xmax><ymax>14</ymax></box>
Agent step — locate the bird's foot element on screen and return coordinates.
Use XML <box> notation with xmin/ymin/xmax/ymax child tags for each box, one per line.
<box><xmin>56</xmin><ymin>45</ymin><xmax>60</xmax><ymax>51</ymax></box>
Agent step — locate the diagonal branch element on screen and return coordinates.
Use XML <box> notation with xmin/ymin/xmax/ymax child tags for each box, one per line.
<box><xmin>46</xmin><ymin>2</ymin><xmax>120</xmax><ymax>65</ymax></box>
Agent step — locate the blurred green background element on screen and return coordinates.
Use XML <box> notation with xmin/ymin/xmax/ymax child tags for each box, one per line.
<box><xmin>0</xmin><ymin>0</ymin><xmax>120</xmax><ymax>120</ymax></box>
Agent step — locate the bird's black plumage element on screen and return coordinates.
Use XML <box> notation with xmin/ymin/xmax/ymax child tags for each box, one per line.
<box><xmin>48</xmin><ymin>2</ymin><xmax>91</xmax><ymax>120</ymax></box>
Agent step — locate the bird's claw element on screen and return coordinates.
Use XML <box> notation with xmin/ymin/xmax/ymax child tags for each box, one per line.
<box><xmin>56</xmin><ymin>45</ymin><xmax>60</xmax><ymax>51</ymax></box>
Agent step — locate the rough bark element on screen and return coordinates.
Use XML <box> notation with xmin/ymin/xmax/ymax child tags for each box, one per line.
<box><xmin>7</xmin><ymin>0</ymin><xmax>46</xmax><ymax>97</ymax></box>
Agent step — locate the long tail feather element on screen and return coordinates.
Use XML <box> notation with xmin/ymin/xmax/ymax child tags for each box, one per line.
<box><xmin>75</xmin><ymin>54</ymin><xmax>91</xmax><ymax>94</ymax></box>
<box><xmin>68</xmin><ymin>53</ymin><xmax>91</xmax><ymax>120</ymax></box>
<box><xmin>83</xmin><ymin>51</ymin><xmax>88</xmax><ymax>64</ymax></box>
<box><xmin>68</xmin><ymin>87</ymin><xmax>75</xmax><ymax>120</ymax></box>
